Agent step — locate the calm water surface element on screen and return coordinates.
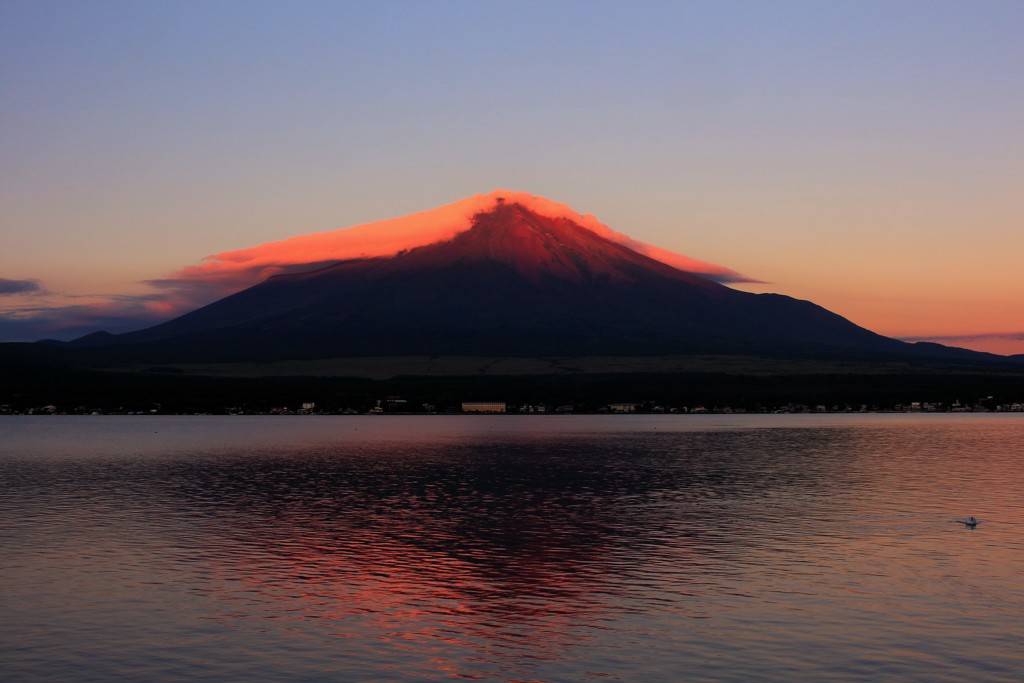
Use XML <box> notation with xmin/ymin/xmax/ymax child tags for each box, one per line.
<box><xmin>1</xmin><ymin>414</ymin><xmax>1022</xmax><ymax>682</ymax></box>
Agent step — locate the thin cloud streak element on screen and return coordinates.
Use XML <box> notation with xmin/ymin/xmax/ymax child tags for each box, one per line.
<box><xmin>0</xmin><ymin>290</ymin><xmax>176</xmax><ymax>341</ymax></box>
<box><xmin>0</xmin><ymin>278</ymin><xmax>43</xmax><ymax>295</ymax></box>
<box><xmin>0</xmin><ymin>304</ymin><xmax>165</xmax><ymax>341</ymax></box>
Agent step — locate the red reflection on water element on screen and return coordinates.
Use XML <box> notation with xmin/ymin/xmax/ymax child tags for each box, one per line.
<box><xmin>197</xmin><ymin>500</ymin><xmax>629</xmax><ymax>676</ymax></box>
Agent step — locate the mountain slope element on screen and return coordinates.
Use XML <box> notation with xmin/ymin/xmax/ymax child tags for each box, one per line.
<box><xmin>70</xmin><ymin>199</ymin><xmax>927</xmax><ymax>363</ymax></box>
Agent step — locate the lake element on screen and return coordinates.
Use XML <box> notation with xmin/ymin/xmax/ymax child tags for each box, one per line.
<box><xmin>1</xmin><ymin>414</ymin><xmax>1022</xmax><ymax>682</ymax></box>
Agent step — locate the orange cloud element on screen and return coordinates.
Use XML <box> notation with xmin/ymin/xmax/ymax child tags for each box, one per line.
<box><xmin>160</xmin><ymin>190</ymin><xmax>748</xmax><ymax>297</ymax></box>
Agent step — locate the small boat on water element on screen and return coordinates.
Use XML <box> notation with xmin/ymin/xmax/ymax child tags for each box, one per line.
<box><xmin>960</xmin><ymin>516</ymin><xmax>980</xmax><ymax>528</ymax></box>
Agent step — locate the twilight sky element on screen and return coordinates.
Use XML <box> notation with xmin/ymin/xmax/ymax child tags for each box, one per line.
<box><xmin>2</xmin><ymin>1</ymin><xmax>1022</xmax><ymax>353</ymax></box>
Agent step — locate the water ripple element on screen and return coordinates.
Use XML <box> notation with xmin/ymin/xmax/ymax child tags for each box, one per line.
<box><xmin>2</xmin><ymin>414</ymin><xmax>1023</xmax><ymax>681</ymax></box>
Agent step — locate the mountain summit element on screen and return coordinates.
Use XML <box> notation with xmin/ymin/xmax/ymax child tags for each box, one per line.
<box><xmin>378</xmin><ymin>198</ymin><xmax>727</xmax><ymax>288</ymax></box>
<box><xmin>75</xmin><ymin>195</ymin><xmax>927</xmax><ymax>363</ymax></box>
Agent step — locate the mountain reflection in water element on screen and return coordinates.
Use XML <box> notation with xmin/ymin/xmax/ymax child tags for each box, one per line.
<box><xmin>2</xmin><ymin>415</ymin><xmax>1023</xmax><ymax>682</ymax></box>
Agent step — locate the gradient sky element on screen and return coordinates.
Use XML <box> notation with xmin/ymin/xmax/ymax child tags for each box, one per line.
<box><xmin>2</xmin><ymin>1</ymin><xmax>1022</xmax><ymax>353</ymax></box>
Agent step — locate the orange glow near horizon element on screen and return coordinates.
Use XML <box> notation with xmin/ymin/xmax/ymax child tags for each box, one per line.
<box><xmin>732</xmin><ymin>277</ymin><xmax>1024</xmax><ymax>356</ymax></box>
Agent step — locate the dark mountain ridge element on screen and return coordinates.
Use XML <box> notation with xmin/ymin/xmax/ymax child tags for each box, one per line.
<box><xmin>66</xmin><ymin>201</ymin><xmax>1011</xmax><ymax>366</ymax></box>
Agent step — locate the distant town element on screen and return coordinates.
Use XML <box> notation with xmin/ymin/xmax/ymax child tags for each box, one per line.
<box><xmin>4</xmin><ymin>397</ymin><xmax>1023</xmax><ymax>416</ymax></box>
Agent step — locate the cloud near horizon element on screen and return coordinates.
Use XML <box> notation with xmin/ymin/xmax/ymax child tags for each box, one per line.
<box><xmin>1</xmin><ymin>191</ymin><xmax>752</xmax><ymax>341</ymax></box>
<box><xmin>0</xmin><ymin>278</ymin><xmax>43</xmax><ymax>295</ymax></box>
<box><xmin>0</xmin><ymin>295</ymin><xmax>172</xmax><ymax>341</ymax></box>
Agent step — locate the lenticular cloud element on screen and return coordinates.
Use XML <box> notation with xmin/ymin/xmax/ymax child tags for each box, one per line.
<box><xmin>155</xmin><ymin>190</ymin><xmax>748</xmax><ymax>304</ymax></box>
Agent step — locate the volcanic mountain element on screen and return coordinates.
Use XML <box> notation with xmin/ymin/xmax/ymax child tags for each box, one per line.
<box><xmin>70</xmin><ymin>195</ymin><xmax>952</xmax><ymax>364</ymax></box>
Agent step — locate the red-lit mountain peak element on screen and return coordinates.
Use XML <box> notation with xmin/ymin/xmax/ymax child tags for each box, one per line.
<box><xmin>393</xmin><ymin>199</ymin><xmax>714</xmax><ymax>289</ymax></box>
